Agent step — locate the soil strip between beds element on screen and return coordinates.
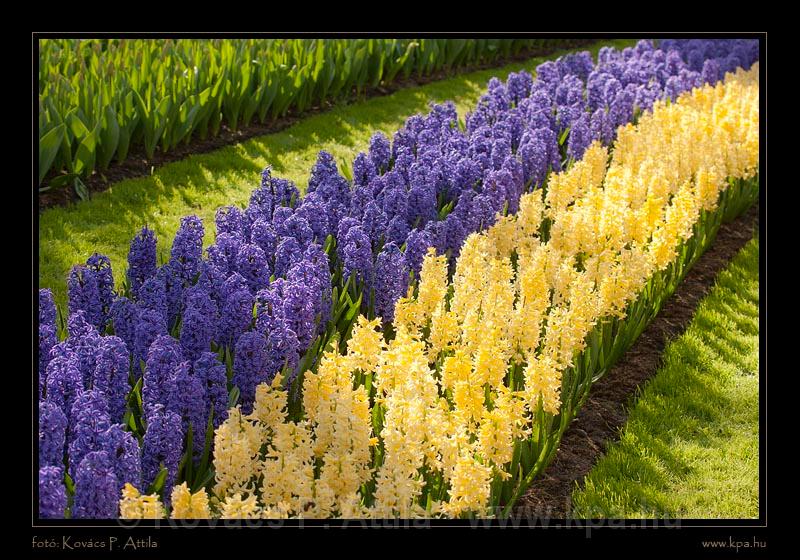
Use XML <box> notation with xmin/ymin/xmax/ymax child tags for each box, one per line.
<box><xmin>514</xmin><ymin>203</ymin><xmax>760</xmax><ymax>519</ymax></box>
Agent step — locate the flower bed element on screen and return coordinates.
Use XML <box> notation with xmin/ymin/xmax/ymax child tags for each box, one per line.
<box><xmin>37</xmin><ymin>39</ymin><xmax>759</xmax><ymax>519</ymax></box>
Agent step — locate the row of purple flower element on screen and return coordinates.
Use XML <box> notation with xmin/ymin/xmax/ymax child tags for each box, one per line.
<box><xmin>38</xmin><ymin>39</ymin><xmax>760</xmax><ymax>518</ymax></box>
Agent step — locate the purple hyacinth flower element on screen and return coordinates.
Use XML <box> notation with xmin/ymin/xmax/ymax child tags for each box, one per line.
<box><xmin>280</xmin><ymin>212</ymin><xmax>314</xmax><ymax>250</ymax></box>
<box><xmin>266</xmin><ymin>325</ymin><xmax>300</xmax><ymax>383</ymax></box>
<box><xmin>206</xmin><ymin>233</ymin><xmax>242</xmax><ymax>276</ymax></box>
<box><xmin>361</xmin><ymin>201</ymin><xmax>388</xmax><ymax>249</ymax></box>
<box><xmin>170</xmin><ymin>215</ymin><xmax>204</xmax><ymax>283</ymax></box>
<box><xmin>159</xmin><ymin>261</ymin><xmax>185</xmax><ymax>329</ymax></box>
<box><xmin>341</xmin><ymin>225</ymin><xmax>374</xmax><ymax>288</ymax></box>
<box><xmin>535</xmin><ymin>60</ymin><xmax>561</xmax><ymax>91</ymax></box>
<box><xmin>72</xmin><ymin>450</ymin><xmax>119</xmax><ymax>519</ymax></box>
<box><xmin>424</xmin><ymin>220</ymin><xmax>447</xmax><ymax>256</ymax></box>
<box><xmin>686</xmin><ymin>48</ymin><xmax>704</xmax><ymax>73</ymax></box>
<box><xmin>233</xmin><ymin>330</ymin><xmax>271</xmax><ymax>414</ymax></box>
<box><xmin>468</xmin><ymin>128</ymin><xmax>494</xmax><ymax>172</ymax></box>
<box><xmin>183</xmin><ymin>278</ymin><xmax>217</xmax><ymax>317</ymax></box>
<box><xmin>385</xmin><ymin>215</ymin><xmax>410</xmax><ymax>247</ymax></box>
<box><xmin>469</xmin><ymin>192</ymin><xmax>499</xmax><ymax>232</ymax></box>
<box><xmin>271</xmin><ymin>205</ymin><xmax>294</xmax><ymax>234</ymax></box>
<box><xmin>180</xmin><ymin>307</ymin><xmax>217</xmax><ymax>362</ymax></box>
<box><xmin>127</xmin><ymin>227</ymin><xmax>158</xmax><ymax>298</ymax></box>
<box><xmin>567</xmin><ymin>112</ymin><xmax>592</xmax><ymax>162</ymax></box>
<box><xmin>453</xmin><ymin>189</ymin><xmax>477</xmax><ymax>232</ymax></box>
<box><xmin>299</xmin><ymin>242</ymin><xmax>333</xmax><ymax>327</ymax></box>
<box><xmin>586</xmin><ymin>74</ymin><xmax>612</xmax><ymax>108</ymax></box>
<box><xmin>138</xmin><ymin>273</ymin><xmax>167</xmax><ymax>324</ymax></box>
<box><xmin>382</xmin><ymin>181</ymin><xmax>409</xmax><ymax>220</ymax></box>
<box><xmin>255</xmin><ymin>279</ymin><xmax>287</xmax><ymax>336</ymax></box>
<box><xmin>307</xmin><ymin>151</ymin><xmax>351</xmax><ymax>229</ymax></box>
<box><xmin>141</xmin><ymin>404</ymin><xmax>183</xmax><ymax>493</ymax></box>
<box><xmin>167</xmin><ymin>361</ymin><xmax>206</xmax><ymax>457</ymax></box>
<box><xmin>518</xmin><ymin>134</ymin><xmax>548</xmax><ymax>188</ymax></box>
<box><xmin>216</xmin><ymin>206</ymin><xmax>247</xmax><ymax>238</ymax></box>
<box><xmin>143</xmin><ymin>335</ymin><xmax>184</xmax><ymax>418</ymax></box>
<box><xmin>665</xmin><ymin>50</ymin><xmax>684</xmax><ymax>76</ymax></box>
<box><xmin>67</xmin><ymin>389</ymin><xmax>112</xmax><ymax>480</ymax></box>
<box><xmin>86</xmin><ymin>253</ymin><xmax>115</xmax><ymax>325</ymax></box>
<box><xmin>444</xmin><ymin>213</ymin><xmax>467</xmax><ymax>259</ymax></box>
<box><xmin>487</xmin><ymin>77</ymin><xmax>511</xmax><ymax>111</ymax></box>
<box><xmin>482</xmin><ymin>169</ymin><xmax>514</xmax><ymax>214</ymax></box>
<box><xmin>39</xmin><ymin>324</ymin><xmax>57</xmax><ymax>397</ymax></box>
<box><xmin>39</xmin><ymin>466</ymin><xmax>67</xmax><ymax>519</ymax></box>
<box><xmin>180</xmin><ymin>285</ymin><xmax>219</xmax><ymax>361</ymax></box>
<box><xmin>558</xmin><ymin>51</ymin><xmax>594</xmax><ymax>82</ymax></box>
<box><xmin>273</xmin><ymin>236</ymin><xmax>302</xmax><ymax>279</ymax></box>
<box><xmin>369</xmin><ymin>133</ymin><xmax>392</xmax><ymax>174</ymax></box>
<box><xmin>134</xmin><ymin>307</ymin><xmax>168</xmax><ymax>375</ymax></box>
<box><xmin>664</xmin><ymin>75</ymin><xmax>683</xmax><ymax>102</ymax></box>
<box><xmin>249</xmin><ymin>218</ymin><xmax>278</xmax><ymax>263</ymax></box>
<box><xmin>294</xmin><ymin>192</ymin><xmax>331</xmax><ymax>242</ymax></box>
<box><xmin>336</xmin><ymin>216</ymin><xmax>360</xmax><ymax>246</ymax></box>
<box><xmin>403</xmin><ymin>228</ymin><xmax>434</xmax><ymax>276</ymax></box>
<box><xmin>110</xmin><ymin>296</ymin><xmax>137</xmax><ymax>354</ymax></box>
<box><xmin>491</xmin><ymin>136</ymin><xmax>512</xmax><ymax>172</ymax></box>
<box><xmin>391</xmin><ymin>125</ymin><xmax>416</xmax><ymax>161</ymax></box>
<box><xmin>246</xmin><ymin>168</ymin><xmax>277</xmax><ymax>225</ymax></box>
<box><xmin>349</xmin><ymin>183</ymin><xmax>374</xmax><ymax>221</ymax></box>
<box><xmin>454</xmin><ymin>157</ymin><xmax>482</xmax><ymax>194</ymax></box>
<box><xmin>67</xmin><ymin>265</ymin><xmax>104</xmax><ymax>331</ymax></box>
<box><xmin>280</xmin><ymin>278</ymin><xmax>316</xmax><ymax>351</ymax></box>
<box><xmin>352</xmin><ymin>151</ymin><xmax>377</xmax><ymax>189</ymax></box>
<box><xmin>374</xmin><ymin>242</ymin><xmax>409</xmax><ymax>325</ymax></box>
<box><xmin>196</xmin><ymin>261</ymin><xmax>226</xmax><ymax>304</ymax></box>
<box><xmin>498</xmin><ymin>111</ymin><xmax>524</xmax><ymax>152</ymax></box>
<box><xmin>44</xmin><ymin>351</ymin><xmax>83</xmax><ymax>430</ymax></box>
<box><xmin>40</xmin><ymin>288</ymin><xmax>57</xmax><ymax>329</ymax></box>
<box><xmin>701</xmin><ymin>58</ymin><xmax>721</xmax><ymax>85</ymax></box>
<box><xmin>92</xmin><ymin>336</ymin><xmax>130</xmax><ymax>422</ymax></box>
<box><xmin>590</xmin><ymin>108</ymin><xmax>614</xmax><ymax>146</ymax></box>
<box><xmin>506</xmin><ymin>71</ymin><xmax>533</xmax><ymax>105</ymax></box>
<box><xmin>219</xmin><ymin>275</ymin><xmax>255</xmax><ymax>349</ymax></box>
<box><xmin>104</xmin><ymin>424</ymin><xmax>142</xmax><ymax>492</ymax></box>
<box><xmin>407</xmin><ymin>175</ymin><xmax>437</xmax><ymax>228</ymax></box>
<box><xmin>65</xmin><ymin>311</ymin><xmax>102</xmax><ymax>388</ymax></box>
<box><xmin>39</xmin><ymin>401</ymin><xmax>67</xmax><ymax>469</ymax></box>
<box><xmin>602</xmin><ymin>77</ymin><xmax>623</xmax><ymax>107</ymax></box>
<box><xmin>308</xmin><ymin>151</ymin><xmax>347</xmax><ymax>201</ymax></box>
<box><xmin>235</xmin><ymin>243</ymin><xmax>271</xmax><ymax>294</ymax></box>
<box><xmin>271</xmin><ymin>177</ymin><xmax>300</xmax><ymax>208</ymax></box>
<box><xmin>392</xmin><ymin>148</ymin><xmax>414</xmax><ymax>183</ymax></box>
<box><xmin>194</xmin><ymin>352</ymin><xmax>229</xmax><ymax>428</ymax></box>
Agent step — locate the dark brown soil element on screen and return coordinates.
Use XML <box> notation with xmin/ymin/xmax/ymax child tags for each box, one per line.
<box><xmin>39</xmin><ymin>40</ymin><xmax>595</xmax><ymax>210</ymax></box>
<box><xmin>514</xmin><ymin>204</ymin><xmax>760</xmax><ymax>519</ymax></box>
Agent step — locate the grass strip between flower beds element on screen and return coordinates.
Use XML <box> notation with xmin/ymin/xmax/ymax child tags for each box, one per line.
<box><xmin>571</xmin><ymin>235</ymin><xmax>759</xmax><ymax>519</ymax></box>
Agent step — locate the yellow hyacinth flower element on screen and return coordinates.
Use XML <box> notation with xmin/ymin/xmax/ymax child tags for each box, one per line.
<box><xmin>119</xmin><ymin>483</ymin><xmax>165</xmax><ymax>519</ymax></box>
<box><xmin>219</xmin><ymin>493</ymin><xmax>261</xmax><ymax>519</ymax></box>
<box><xmin>170</xmin><ymin>482</ymin><xmax>211</xmax><ymax>519</ymax></box>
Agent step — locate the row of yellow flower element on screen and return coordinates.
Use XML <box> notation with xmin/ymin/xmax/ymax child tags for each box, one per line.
<box><xmin>121</xmin><ymin>64</ymin><xmax>760</xmax><ymax>519</ymax></box>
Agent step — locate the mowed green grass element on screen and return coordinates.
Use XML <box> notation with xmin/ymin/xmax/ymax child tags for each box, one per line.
<box><xmin>572</xmin><ymin>235</ymin><xmax>760</xmax><ymax>519</ymax></box>
<box><xmin>39</xmin><ymin>40</ymin><xmax>634</xmax><ymax>311</ymax></box>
